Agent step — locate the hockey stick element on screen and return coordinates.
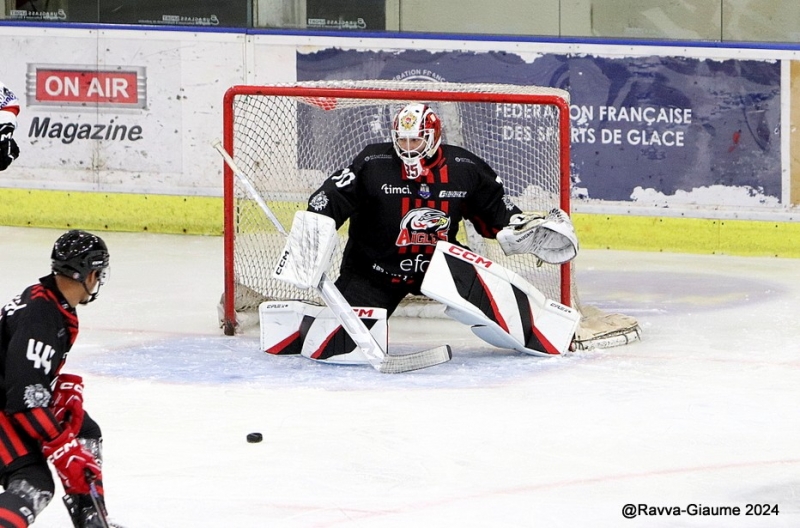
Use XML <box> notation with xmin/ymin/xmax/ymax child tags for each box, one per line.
<box><xmin>63</xmin><ymin>472</ymin><xmax>112</xmax><ymax>528</ymax></box>
<box><xmin>213</xmin><ymin>140</ymin><xmax>451</xmax><ymax>373</ymax></box>
<box><xmin>87</xmin><ymin>480</ymin><xmax>111</xmax><ymax>528</ymax></box>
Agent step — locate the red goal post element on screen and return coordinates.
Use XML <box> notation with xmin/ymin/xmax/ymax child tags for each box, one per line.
<box><xmin>220</xmin><ymin>80</ymin><xmax>639</xmax><ymax>348</ymax></box>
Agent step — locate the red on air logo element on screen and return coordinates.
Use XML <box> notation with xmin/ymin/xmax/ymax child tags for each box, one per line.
<box><xmin>27</xmin><ymin>65</ymin><xmax>147</xmax><ymax>109</ymax></box>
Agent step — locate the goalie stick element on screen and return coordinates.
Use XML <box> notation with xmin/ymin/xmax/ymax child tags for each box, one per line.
<box><xmin>213</xmin><ymin>140</ymin><xmax>451</xmax><ymax>373</ymax></box>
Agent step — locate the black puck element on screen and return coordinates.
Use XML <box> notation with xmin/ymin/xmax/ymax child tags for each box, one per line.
<box><xmin>246</xmin><ymin>432</ymin><xmax>263</xmax><ymax>443</ymax></box>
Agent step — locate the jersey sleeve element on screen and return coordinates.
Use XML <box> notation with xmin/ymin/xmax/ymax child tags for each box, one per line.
<box><xmin>4</xmin><ymin>302</ymin><xmax>65</xmax><ymax>416</ymax></box>
<box><xmin>0</xmin><ymin>81</ymin><xmax>20</xmax><ymax>128</ymax></box>
<box><xmin>306</xmin><ymin>148</ymin><xmax>369</xmax><ymax>228</ymax></box>
<box><xmin>9</xmin><ymin>407</ymin><xmax>62</xmax><ymax>443</ymax></box>
<box><xmin>463</xmin><ymin>156</ymin><xmax>522</xmax><ymax>238</ymax></box>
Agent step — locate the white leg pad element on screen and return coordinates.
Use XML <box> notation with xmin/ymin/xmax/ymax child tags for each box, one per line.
<box><xmin>259</xmin><ymin>301</ymin><xmax>323</xmax><ymax>355</ymax></box>
<box><xmin>302</xmin><ymin>307</ymin><xmax>388</xmax><ymax>365</ymax></box>
<box><xmin>259</xmin><ymin>301</ymin><xmax>388</xmax><ymax>363</ymax></box>
<box><xmin>421</xmin><ymin>241</ymin><xmax>580</xmax><ymax>356</ymax></box>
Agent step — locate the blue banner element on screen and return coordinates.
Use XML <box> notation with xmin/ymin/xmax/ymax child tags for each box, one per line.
<box><xmin>298</xmin><ymin>49</ymin><xmax>781</xmax><ymax>204</ymax></box>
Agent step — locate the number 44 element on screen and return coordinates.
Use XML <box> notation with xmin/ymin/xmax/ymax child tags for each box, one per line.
<box><xmin>26</xmin><ymin>339</ymin><xmax>55</xmax><ymax>374</ymax></box>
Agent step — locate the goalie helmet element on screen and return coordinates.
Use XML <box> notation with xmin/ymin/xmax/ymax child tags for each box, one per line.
<box><xmin>391</xmin><ymin>103</ymin><xmax>442</xmax><ymax>162</ymax></box>
<box><xmin>51</xmin><ymin>230</ymin><xmax>109</xmax><ymax>283</ymax></box>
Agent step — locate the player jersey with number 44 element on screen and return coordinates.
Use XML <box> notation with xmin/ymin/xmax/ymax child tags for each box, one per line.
<box><xmin>0</xmin><ymin>274</ymin><xmax>78</xmax><ymax>413</ymax></box>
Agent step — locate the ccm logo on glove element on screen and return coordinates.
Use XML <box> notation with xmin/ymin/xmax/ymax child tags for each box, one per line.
<box><xmin>47</xmin><ymin>438</ymin><xmax>80</xmax><ymax>462</ymax></box>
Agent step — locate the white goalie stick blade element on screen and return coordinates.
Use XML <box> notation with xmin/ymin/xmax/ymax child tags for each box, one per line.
<box><xmin>378</xmin><ymin>345</ymin><xmax>453</xmax><ymax>374</ymax></box>
<box><xmin>573</xmin><ymin>305</ymin><xmax>642</xmax><ymax>351</ymax></box>
<box><xmin>213</xmin><ymin>140</ymin><xmax>451</xmax><ymax>374</ymax></box>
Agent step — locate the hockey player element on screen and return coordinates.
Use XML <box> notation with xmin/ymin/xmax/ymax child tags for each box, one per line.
<box><xmin>0</xmin><ymin>81</ymin><xmax>20</xmax><ymax>171</ymax></box>
<box><xmin>0</xmin><ymin>230</ymin><xmax>112</xmax><ymax>527</ymax></box>
<box><xmin>267</xmin><ymin>103</ymin><xmax>579</xmax><ymax>363</ymax></box>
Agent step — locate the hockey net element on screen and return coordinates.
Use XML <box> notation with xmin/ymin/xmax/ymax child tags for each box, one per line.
<box><xmin>221</xmin><ymin>80</ymin><xmax>640</xmax><ymax>349</ymax></box>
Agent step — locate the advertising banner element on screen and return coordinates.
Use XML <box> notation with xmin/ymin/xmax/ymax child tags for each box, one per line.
<box><xmin>306</xmin><ymin>0</ymin><xmax>385</xmax><ymax>31</ymax></box>
<box><xmin>297</xmin><ymin>49</ymin><xmax>781</xmax><ymax>206</ymax></box>
<box><xmin>6</xmin><ymin>1</ymin><xmax>249</xmax><ymax>27</ymax></box>
<box><xmin>0</xmin><ymin>27</ymin><xmax>245</xmax><ymax>195</ymax></box>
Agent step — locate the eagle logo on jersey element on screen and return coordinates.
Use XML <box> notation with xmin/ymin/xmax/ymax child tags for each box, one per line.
<box><xmin>396</xmin><ymin>208</ymin><xmax>450</xmax><ymax>247</ymax></box>
<box><xmin>23</xmin><ymin>384</ymin><xmax>51</xmax><ymax>409</ymax></box>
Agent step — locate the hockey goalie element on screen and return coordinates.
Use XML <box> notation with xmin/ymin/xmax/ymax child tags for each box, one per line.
<box><xmin>259</xmin><ymin>102</ymin><xmax>588</xmax><ymax>365</ymax></box>
<box><xmin>261</xmin><ymin>208</ymin><xmax>581</xmax><ymax>363</ymax></box>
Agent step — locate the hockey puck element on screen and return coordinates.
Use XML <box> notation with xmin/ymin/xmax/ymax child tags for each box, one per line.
<box><xmin>246</xmin><ymin>432</ymin><xmax>263</xmax><ymax>443</ymax></box>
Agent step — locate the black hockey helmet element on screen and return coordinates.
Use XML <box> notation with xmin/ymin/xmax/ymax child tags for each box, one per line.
<box><xmin>51</xmin><ymin>230</ymin><xmax>110</xmax><ymax>283</ymax></box>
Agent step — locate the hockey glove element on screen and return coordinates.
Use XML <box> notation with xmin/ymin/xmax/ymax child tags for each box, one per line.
<box><xmin>52</xmin><ymin>374</ymin><xmax>85</xmax><ymax>434</ymax></box>
<box><xmin>497</xmin><ymin>208</ymin><xmax>579</xmax><ymax>264</ymax></box>
<box><xmin>42</xmin><ymin>429</ymin><xmax>102</xmax><ymax>495</ymax></box>
<box><xmin>0</xmin><ymin>123</ymin><xmax>19</xmax><ymax>171</ymax></box>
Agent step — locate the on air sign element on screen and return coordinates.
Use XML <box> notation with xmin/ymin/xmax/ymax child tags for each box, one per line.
<box><xmin>26</xmin><ymin>65</ymin><xmax>147</xmax><ymax>109</ymax></box>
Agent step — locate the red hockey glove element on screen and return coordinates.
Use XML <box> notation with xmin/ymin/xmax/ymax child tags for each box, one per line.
<box><xmin>52</xmin><ymin>374</ymin><xmax>85</xmax><ymax>434</ymax></box>
<box><xmin>42</xmin><ymin>429</ymin><xmax>101</xmax><ymax>495</ymax></box>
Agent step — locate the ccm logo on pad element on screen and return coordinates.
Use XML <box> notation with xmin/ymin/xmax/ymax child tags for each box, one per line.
<box><xmin>274</xmin><ymin>250</ymin><xmax>289</xmax><ymax>275</ymax></box>
<box><xmin>447</xmin><ymin>245</ymin><xmax>493</xmax><ymax>268</ymax></box>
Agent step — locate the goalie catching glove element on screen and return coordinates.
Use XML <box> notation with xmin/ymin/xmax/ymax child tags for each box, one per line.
<box><xmin>497</xmin><ymin>208</ymin><xmax>578</xmax><ymax>264</ymax></box>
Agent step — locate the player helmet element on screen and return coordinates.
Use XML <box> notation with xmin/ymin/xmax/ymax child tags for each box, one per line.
<box><xmin>391</xmin><ymin>103</ymin><xmax>442</xmax><ymax>162</ymax></box>
<box><xmin>51</xmin><ymin>230</ymin><xmax>109</xmax><ymax>283</ymax></box>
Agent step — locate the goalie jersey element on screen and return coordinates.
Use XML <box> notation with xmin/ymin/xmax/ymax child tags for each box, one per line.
<box><xmin>307</xmin><ymin>142</ymin><xmax>522</xmax><ymax>284</ymax></box>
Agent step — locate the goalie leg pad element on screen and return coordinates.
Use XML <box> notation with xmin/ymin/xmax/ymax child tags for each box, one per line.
<box><xmin>301</xmin><ymin>307</ymin><xmax>388</xmax><ymax>365</ymax></box>
<box><xmin>259</xmin><ymin>301</ymin><xmax>324</xmax><ymax>355</ymax></box>
<box><xmin>272</xmin><ymin>211</ymin><xmax>338</xmax><ymax>290</ymax></box>
<box><xmin>421</xmin><ymin>241</ymin><xmax>579</xmax><ymax>356</ymax></box>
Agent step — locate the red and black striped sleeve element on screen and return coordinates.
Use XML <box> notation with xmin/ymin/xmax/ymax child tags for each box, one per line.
<box><xmin>9</xmin><ymin>407</ymin><xmax>63</xmax><ymax>443</ymax></box>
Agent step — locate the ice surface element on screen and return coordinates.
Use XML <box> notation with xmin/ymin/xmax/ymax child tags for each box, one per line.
<box><xmin>1</xmin><ymin>226</ymin><xmax>798</xmax><ymax>527</ymax></box>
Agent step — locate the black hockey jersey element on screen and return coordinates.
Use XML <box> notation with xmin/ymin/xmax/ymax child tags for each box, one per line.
<box><xmin>307</xmin><ymin>143</ymin><xmax>521</xmax><ymax>282</ymax></box>
<box><xmin>0</xmin><ymin>274</ymin><xmax>77</xmax><ymax>415</ymax></box>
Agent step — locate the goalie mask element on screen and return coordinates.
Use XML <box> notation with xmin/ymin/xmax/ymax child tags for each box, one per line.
<box><xmin>391</xmin><ymin>103</ymin><xmax>442</xmax><ymax>165</ymax></box>
<box><xmin>51</xmin><ymin>230</ymin><xmax>110</xmax><ymax>303</ymax></box>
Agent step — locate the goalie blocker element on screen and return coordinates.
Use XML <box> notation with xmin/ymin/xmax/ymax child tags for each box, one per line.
<box><xmin>421</xmin><ymin>241</ymin><xmax>580</xmax><ymax>356</ymax></box>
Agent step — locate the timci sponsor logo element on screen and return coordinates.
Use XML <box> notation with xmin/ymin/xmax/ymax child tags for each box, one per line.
<box><xmin>447</xmin><ymin>244</ymin><xmax>493</xmax><ymax>268</ymax></box>
<box><xmin>27</xmin><ymin>64</ymin><xmax>147</xmax><ymax>109</ymax></box>
<box><xmin>381</xmin><ymin>183</ymin><xmax>411</xmax><ymax>195</ymax></box>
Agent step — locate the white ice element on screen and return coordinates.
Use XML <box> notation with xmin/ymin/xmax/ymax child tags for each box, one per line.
<box><xmin>1</xmin><ymin>226</ymin><xmax>798</xmax><ymax>528</ymax></box>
